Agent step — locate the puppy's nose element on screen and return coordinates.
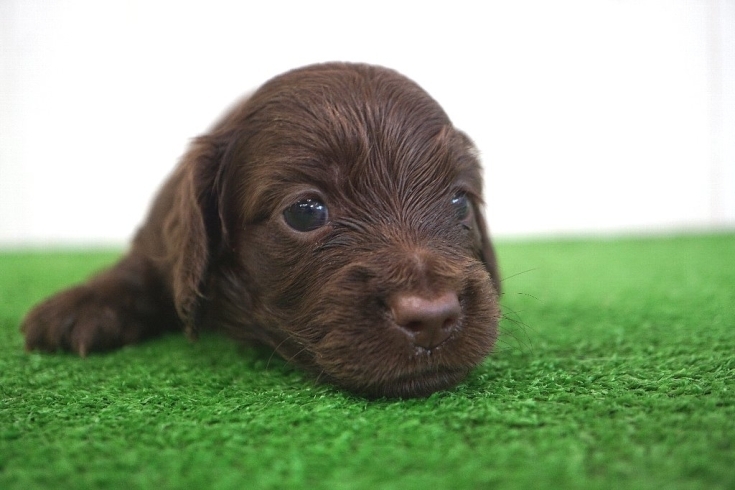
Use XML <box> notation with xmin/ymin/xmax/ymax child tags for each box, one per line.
<box><xmin>391</xmin><ymin>291</ymin><xmax>461</xmax><ymax>350</ymax></box>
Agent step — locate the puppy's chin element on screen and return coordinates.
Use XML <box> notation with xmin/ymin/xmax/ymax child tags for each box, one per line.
<box><xmin>313</xmin><ymin>342</ymin><xmax>494</xmax><ymax>399</ymax></box>
<box><xmin>284</xmin><ymin>341</ymin><xmax>478</xmax><ymax>398</ymax></box>
<box><xmin>333</xmin><ymin>367</ymin><xmax>471</xmax><ymax>399</ymax></box>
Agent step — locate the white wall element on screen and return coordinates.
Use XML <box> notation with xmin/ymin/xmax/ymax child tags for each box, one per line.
<box><xmin>1</xmin><ymin>0</ymin><xmax>733</xmax><ymax>246</ymax></box>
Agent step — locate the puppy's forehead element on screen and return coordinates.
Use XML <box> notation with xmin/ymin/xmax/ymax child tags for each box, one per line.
<box><xmin>235</xmin><ymin>64</ymin><xmax>481</xmax><ymax>216</ymax></box>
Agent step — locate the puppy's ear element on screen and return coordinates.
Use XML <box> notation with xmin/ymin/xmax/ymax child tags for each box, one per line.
<box><xmin>158</xmin><ymin>135</ymin><xmax>229</xmax><ymax>337</ymax></box>
<box><xmin>474</xmin><ymin>207</ymin><xmax>501</xmax><ymax>295</ymax></box>
<box><xmin>454</xmin><ymin>130</ymin><xmax>501</xmax><ymax>295</ymax></box>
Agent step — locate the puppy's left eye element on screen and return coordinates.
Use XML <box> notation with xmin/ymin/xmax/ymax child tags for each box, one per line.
<box><xmin>283</xmin><ymin>199</ymin><xmax>329</xmax><ymax>232</ymax></box>
<box><xmin>451</xmin><ymin>192</ymin><xmax>471</xmax><ymax>221</ymax></box>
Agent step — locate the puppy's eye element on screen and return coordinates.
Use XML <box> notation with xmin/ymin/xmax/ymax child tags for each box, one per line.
<box><xmin>283</xmin><ymin>199</ymin><xmax>329</xmax><ymax>232</ymax></box>
<box><xmin>451</xmin><ymin>192</ymin><xmax>471</xmax><ymax>221</ymax></box>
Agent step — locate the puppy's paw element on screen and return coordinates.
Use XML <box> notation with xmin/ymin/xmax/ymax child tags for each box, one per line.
<box><xmin>21</xmin><ymin>284</ymin><xmax>148</xmax><ymax>356</ymax></box>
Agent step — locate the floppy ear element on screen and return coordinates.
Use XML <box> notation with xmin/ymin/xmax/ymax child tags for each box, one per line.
<box><xmin>453</xmin><ymin>130</ymin><xmax>501</xmax><ymax>295</ymax></box>
<box><xmin>474</xmin><ymin>207</ymin><xmax>501</xmax><ymax>295</ymax></box>
<box><xmin>158</xmin><ymin>135</ymin><xmax>228</xmax><ymax>337</ymax></box>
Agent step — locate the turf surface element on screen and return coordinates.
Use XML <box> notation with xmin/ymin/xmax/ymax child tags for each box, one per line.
<box><xmin>1</xmin><ymin>234</ymin><xmax>733</xmax><ymax>489</ymax></box>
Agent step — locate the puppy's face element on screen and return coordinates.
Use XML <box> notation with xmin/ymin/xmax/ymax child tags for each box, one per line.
<box><xmin>200</xmin><ymin>64</ymin><xmax>500</xmax><ymax>397</ymax></box>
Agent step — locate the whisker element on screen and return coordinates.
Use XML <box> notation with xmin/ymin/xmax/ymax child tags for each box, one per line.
<box><xmin>500</xmin><ymin>268</ymin><xmax>540</xmax><ymax>283</ymax></box>
<box><xmin>500</xmin><ymin>314</ymin><xmax>533</xmax><ymax>331</ymax></box>
<box><xmin>495</xmin><ymin>327</ymin><xmax>534</xmax><ymax>354</ymax></box>
<box><xmin>513</xmin><ymin>292</ymin><xmax>541</xmax><ymax>302</ymax></box>
<box><xmin>284</xmin><ymin>345</ymin><xmax>310</xmax><ymax>367</ymax></box>
<box><xmin>266</xmin><ymin>334</ymin><xmax>297</xmax><ymax>371</ymax></box>
<box><xmin>314</xmin><ymin>369</ymin><xmax>326</xmax><ymax>387</ymax></box>
<box><xmin>496</xmin><ymin>299</ymin><xmax>538</xmax><ymax>353</ymax></box>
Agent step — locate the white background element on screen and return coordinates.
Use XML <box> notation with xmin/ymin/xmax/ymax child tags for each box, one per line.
<box><xmin>1</xmin><ymin>0</ymin><xmax>734</xmax><ymax>246</ymax></box>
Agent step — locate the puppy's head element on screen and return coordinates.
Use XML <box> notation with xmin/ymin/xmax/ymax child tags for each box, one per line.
<box><xmin>170</xmin><ymin>63</ymin><xmax>500</xmax><ymax>398</ymax></box>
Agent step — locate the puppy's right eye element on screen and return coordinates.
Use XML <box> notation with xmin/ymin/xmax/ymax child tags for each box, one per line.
<box><xmin>283</xmin><ymin>199</ymin><xmax>329</xmax><ymax>232</ymax></box>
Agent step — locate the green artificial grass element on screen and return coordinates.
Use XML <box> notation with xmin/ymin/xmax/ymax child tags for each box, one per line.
<box><xmin>1</xmin><ymin>234</ymin><xmax>733</xmax><ymax>489</ymax></box>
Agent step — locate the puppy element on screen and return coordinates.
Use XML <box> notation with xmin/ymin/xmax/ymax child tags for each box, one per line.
<box><xmin>21</xmin><ymin>62</ymin><xmax>501</xmax><ymax>398</ymax></box>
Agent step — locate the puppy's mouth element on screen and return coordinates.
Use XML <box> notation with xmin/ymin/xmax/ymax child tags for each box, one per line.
<box><xmin>308</xmin><ymin>329</ymin><xmax>483</xmax><ymax>399</ymax></box>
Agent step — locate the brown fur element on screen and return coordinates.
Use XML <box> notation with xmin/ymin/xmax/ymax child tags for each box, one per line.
<box><xmin>21</xmin><ymin>63</ymin><xmax>501</xmax><ymax>398</ymax></box>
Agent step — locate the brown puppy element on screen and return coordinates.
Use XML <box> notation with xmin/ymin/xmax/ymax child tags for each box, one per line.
<box><xmin>21</xmin><ymin>63</ymin><xmax>501</xmax><ymax>398</ymax></box>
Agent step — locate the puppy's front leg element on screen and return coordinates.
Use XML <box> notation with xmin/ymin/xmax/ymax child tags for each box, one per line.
<box><xmin>21</xmin><ymin>253</ymin><xmax>180</xmax><ymax>356</ymax></box>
